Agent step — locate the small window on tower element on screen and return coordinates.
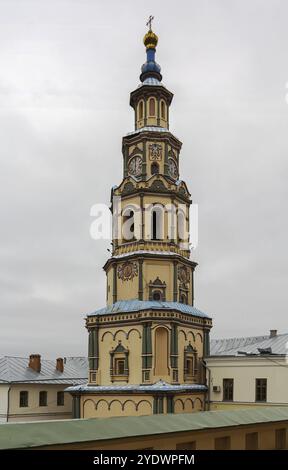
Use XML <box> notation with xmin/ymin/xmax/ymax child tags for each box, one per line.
<box><xmin>161</xmin><ymin>101</ymin><xmax>166</xmax><ymax>119</ymax></box>
<box><xmin>139</xmin><ymin>101</ymin><xmax>144</xmax><ymax>119</ymax></box>
<box><xmin>149</xmin><ymin>98</ymin><xmax>156</xmax><ymax>116</ymax></box>
<box><xmin>186</xmin><ymin>358</ymin><xmax>194</xmax><ymax>375</ymax></box>
<box><xmin>152</xmin><ymin>290</ymin><xmax>162</xmax><ymax>301</ymax></box>
<box><xmin>115</xmin><ymin>358</ymin><xmax>125</xmax><ymax>375</ymax></box>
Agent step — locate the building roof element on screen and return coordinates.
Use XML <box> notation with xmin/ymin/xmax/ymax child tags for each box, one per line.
<box><xmin>210</xmin><ymin>333</ymin><xmax>288</xmax><ymax>356</ymax></box>
<box><xmin>1</xmin><ymin>407</ymin><xmax>288</xmax><ymax>449</ymax></box>
<box><xmin>0</xmin><ymin>356</ymin><xmax>88</xmax><ymax>385</ymax></box>
<box><xmin>126</xmin><ymin>126</ymin><xmax>170</xmax><ymax>136</ymax></box>
<box><xmin>138</xmin><ymin>77</ymin><xmax>164</xmax><ymax>87</ymax></box>
<box><xmin>66</xmin><ymin>379</ymin><xmax>207</xmax><ymax>394</ymax></box>
<box><xmin>88</xmin><ymin>299</ymin><xmax>211</xmax><ymax>319</ymax></box>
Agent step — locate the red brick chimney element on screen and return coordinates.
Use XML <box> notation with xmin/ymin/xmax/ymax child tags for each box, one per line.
<box><xmin>56</xmin><ymin>357</ymin><xmax>64</xmax><ymax>373</ymax></box>
<box><xmin>270</xmin><ymin>329</ymin><xmax>277</xmax><ymax>338</ymax></box>
<box><xmin>29</xmin><ymin>354</ymin><xmax>41</xmax><ymax>373</ymax></box>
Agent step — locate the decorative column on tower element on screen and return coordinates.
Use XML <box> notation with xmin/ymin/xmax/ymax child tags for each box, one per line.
<box><xmin>67</xmin><ymin>21</ymin><xmax>212</xmax><ymax>419</ymax></box>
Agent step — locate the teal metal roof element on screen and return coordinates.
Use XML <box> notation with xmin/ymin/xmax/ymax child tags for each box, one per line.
<box><xmin>88</xmin><ymin>300</ymin><xmax>211</xmax><ymax>319</ymax></box>
<box><xmin>1</xmin><ymin>407</ymin><xmax>288</xmax><ymax>449</ymax></box>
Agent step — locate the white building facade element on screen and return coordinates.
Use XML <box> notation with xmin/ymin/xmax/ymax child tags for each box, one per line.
<box><xmin>0</xmin><ymin>355</ymin><xmax>87</xmax><ymax>422</ymax></box>
<box><xmin>206</xmin><ymin>331</ymin><xmax>288</xmax><ymax>410</ymax></box>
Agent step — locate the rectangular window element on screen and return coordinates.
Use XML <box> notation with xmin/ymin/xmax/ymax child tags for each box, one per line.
<box><xmin>115</xmin><ymin>358</ymin><xmax>125</xmax><ymax>375</ymax></box>
<box><xmin>19</xmin><ymin>391</ymin><xmax>28</xmax><ymax>408</ymax></box>
<box><xmin>186</xmin><ymin>358</ymin><xmax>194</xmax><ymax>376</ymax></box>
<box><xmin>245</xmin><ymin>432</ymin><xmax>258</xmax><ymax>450</ymax></box>
<box><xmin>214</xmin><ymin>436</ymin><xmax>231</xmax><ymax>450</ymax></box>
<box><xmin>223</xmin><ymin>378</ymin><xmax>234</xmax><ymax>401</ymax></box>
<box><xmin>255</xmin><ymin>378</ymin><xmax>267</xmax><ymax>402</ymax></box>
<box><xmin>39</xmin><ymin>391</ymin><xmax>47</xmax><ymax>407</ymax></box>
<box><xmin>275</xmin><ymin>428</ymin><xmax>286</xmax><ymax>449</ymax></box>
<box><xmin>57</xmin><ymin>391</ymin><xmax>65</xmax><ymax>406</ymax></box>
<box><xmin>176</xmin><ymin>441</ymin><xmax>196</xmax><ymax>450</ymax></box>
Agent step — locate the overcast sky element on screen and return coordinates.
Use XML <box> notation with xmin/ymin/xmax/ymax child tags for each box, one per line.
<box><xmin>0</xmin><ymin>0</ymin><xmax>287</xmax><ymax>358</ymax></box>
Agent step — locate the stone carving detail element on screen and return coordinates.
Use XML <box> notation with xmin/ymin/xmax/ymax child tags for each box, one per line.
<box><xmin>117</xmin><ymin>262</ymin><xmax>138</xmax><ymax>281</ymax></box>
<box><xmin>150</xmin><ymin>179</ymin><xmax>166</xmax><ymax>192</ymax></box>
<box><xmin>178</xmin><ymin>266</ymin><xmax>190</xmax><ymax>284</ymax></box>
<box><xmin>149</xmin><ymin>143</ymin><xmax>162</xmax><ymax>161</ymax></box>
<box><xmin>122</xmin><ymin>181</ymin><xmax>136</xmax><ymax>195</ymax></box>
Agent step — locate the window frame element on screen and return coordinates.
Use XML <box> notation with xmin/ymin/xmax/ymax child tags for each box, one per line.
<box><xmin>223</xmin><ymin>378</ymin><xmax>234</xmax><ymax>402</ymax></box>
<box><xmin>57</xmin><ymin>391</ymin><xmax>65</xmax><ymax>407</ymax></box>
<box><xmin>255</xmin><ymin>378</ymin><xmax>267</xmax><ymax>402</ymax></box>
<box><xmin>19</xmin><ymin>390</ymin><xmax>29</xmax><ymax>408</ymax></box>
<box><xmin>39</xmin><ymin>390</ymin><xmax>48</xmax><ymax>407</ymax></box>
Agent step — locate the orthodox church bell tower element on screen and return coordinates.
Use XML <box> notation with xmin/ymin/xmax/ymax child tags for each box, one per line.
<box><xmin>68</xmin><ymin>21</ymin><xmax>212</xmax><ymax>418</ymax></box>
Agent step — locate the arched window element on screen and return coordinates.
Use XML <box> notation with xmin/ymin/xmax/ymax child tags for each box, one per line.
<box><xmin>122</xmin><ymin>209</ymin><xmax>135</xmax><ymax>241</ymax></box>
<box><xmin>151</xmin><ymin>206</ymin><xmax>164</xmax><ymax>240</ymax></box>
<box><xmin>178</xmin><ymin>208</ymin><xmax>188</xmax><ymax>242</ymax></box>
<box><xmin>149</xmin><ymin>98</ymin><xmax>156</xmax><ymax>116</ymax></box>
<box><xmin>151</xmin><ymin>162</ymin><xmax>159</xmax><ymax>175</ymax></box>
<box><xmin>155</xmin><ymin>327</ymin><xmax>169</xmax><ymax>376</ymax></box>
<box><xmin>160</xmin><ymin>100</ymin><xmax>166</xmax><ymax>119</ymax></box>
<box><xmin>138</xmin><ymin>101</ymin><xmax>144</xmax><ymax>120</ymax></box>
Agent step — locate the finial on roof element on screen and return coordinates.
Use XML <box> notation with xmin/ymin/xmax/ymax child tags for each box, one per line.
<box><xmin>140</xmin><ymin>16</ymin><xmax>162</xmax><ymax>82</ymax></box>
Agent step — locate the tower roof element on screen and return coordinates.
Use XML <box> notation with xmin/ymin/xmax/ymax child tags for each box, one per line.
<box><xmin>140</xmin><ymin>27</ymin><xmax>162</xmax><ymax>82</ymax></box>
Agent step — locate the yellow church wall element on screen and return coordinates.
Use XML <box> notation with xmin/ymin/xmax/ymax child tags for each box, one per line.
<box><xmin>178</xmin><ymin>326</ymin><xmax>204</xmax><ymax>383</ymax></box>
<box><xmin>143</xmin><ymin>259</ymin><xmax>173</xmax><ymax>301</ymax></box>
<box><xmin>81</xmin><ymin>394</ymin><xmax>153</xmax><ymax>419</ymax></box>
<box><xmin>97</xmin><ymin>324</ymin><xmax>142</xmax><ymax>385</ymax></box>
<box><xmin>128</xmin><ymin>142</ymin><xmax>143</xmax><ymax>156</ymax></box>
<box><xmin>116</xmin><ymin>272</ymin><xmax>139</xmax><ymax>301</ymax></box>
<box><xmin>174</xmin><ymin>394</ymin><xmax>205</xmax><ymax>413</ymax></box>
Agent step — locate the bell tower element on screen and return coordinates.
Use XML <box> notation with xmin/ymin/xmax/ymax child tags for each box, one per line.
<box><xmin>68</xmin><ymin>22</ymin><xmax>213</xmax><ymax>419</ymax></box>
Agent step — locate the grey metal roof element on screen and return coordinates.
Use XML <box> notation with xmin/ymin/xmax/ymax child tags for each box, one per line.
<box><xmin>66</xmin><ymin>379</ymin><xmax>207</xmax><ymax>394</ymax></box>
<box><xmin>126</xmin><ymin>126</ymin><xmax>169</xmax><ymax>136</ymax></box>
<box><xmin>1</xmin><ymin>407</ymin><xmax>288</xmax><ymax>449</ymax></box>
<box><xmin>0</xmin><ymin>356</ymin><xmax>88</xmax><ymax>384</ymax></box>
<box><xmin>88</xmin><ymin>299</ymin><xmax>211</xmax><ymax>319</ymax></box>
<box><xmin>210</xmin><ymin>333</ymin><xmax>288</xmax><ymax>356</ymax></box>
<box><xmin>138</xmin><ymin>77</ymin><xmax>164</xmax><ymax>87</ymax></box>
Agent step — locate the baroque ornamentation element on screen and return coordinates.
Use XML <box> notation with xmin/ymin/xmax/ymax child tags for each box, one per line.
<box><xmin>149</xmin><ymin>143</ymin><xmax>162</xmax><ymax>161</ymax></box>
<box><xmin>117</xmin><ymin>262</ymin><xmax>138</xmax><ymax>281</ymax></box>
<box><xmin>178</xmin><ymin>266</ymin><xmax>190</xmax><ymax>284</ymax></box>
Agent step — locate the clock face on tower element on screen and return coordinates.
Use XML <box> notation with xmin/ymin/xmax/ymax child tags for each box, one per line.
<box><xmin>168</xmin><ymin>158</ymin><xmax>178</xmax><ymax>179</ymax></box>
<box><xmin>128</xmin><ymin>155</ymin><xmax>142</xmax><ymax>176</ymax></box>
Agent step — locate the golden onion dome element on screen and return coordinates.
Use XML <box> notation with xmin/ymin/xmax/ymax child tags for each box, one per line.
<box><xmin>143</xmin><ymin>30</ymin><xmax>158</xmax><ymax>49</ymax></box>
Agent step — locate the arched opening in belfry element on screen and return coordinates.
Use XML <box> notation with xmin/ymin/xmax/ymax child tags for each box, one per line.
<box><xmin>155</xmin><ymin>327</ymin><xmax>169</xmax><ymax>376</ymax></box>
<box><xmin>149</xmin><ymin>97</ymin><xmax>156</xmax><ymax>116</ymax></box>
<box><xmin>122</xmin><ymin>209</ymin><xmax>135</xmax><ymax>241</ymax></box>
<box><xmin>138</xmin><ymin>100</ymin><xmax>144</xmax><ymax>119</ymax></box>
<box><xmin>151</xmin><ymin>206</ymin><xmax>164</xmax><ymax>241</ymax></box>
<box><xmin>160</xmin><ymin>100</ymin><xmax>166</xmax><ymax>119</ymax></box>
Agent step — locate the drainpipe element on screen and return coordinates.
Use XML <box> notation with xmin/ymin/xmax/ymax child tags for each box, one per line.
<box><xmin>6</xmin><ymin>386</ymin><xmax>11</xmax><ymax>422</ymax></box>
<box><xmin>201</xmin><ymin>359</ymin><xmax>211</xmax><ymax>411</ymax></box>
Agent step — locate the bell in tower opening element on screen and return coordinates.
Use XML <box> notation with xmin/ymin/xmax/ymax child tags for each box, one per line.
<box><xmin>67</xmin><ymin>20</ymin><xmax>213</xmax><ymax>419</ymax></box>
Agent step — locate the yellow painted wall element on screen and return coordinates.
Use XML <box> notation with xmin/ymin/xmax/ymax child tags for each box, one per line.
<box><xmin>98</xmin><ymin>324</ymin><xmax>142</xmax><ymax>385</ymax></box>
<box><xmin>81</xmin><ymin>394</ymin><xmax>153</xmax><ymax>418</ymax></box>
<box><xmin>6</xmin><ymin>384</ymin><xmax>72</xmax><ymax>422</ymax></box>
